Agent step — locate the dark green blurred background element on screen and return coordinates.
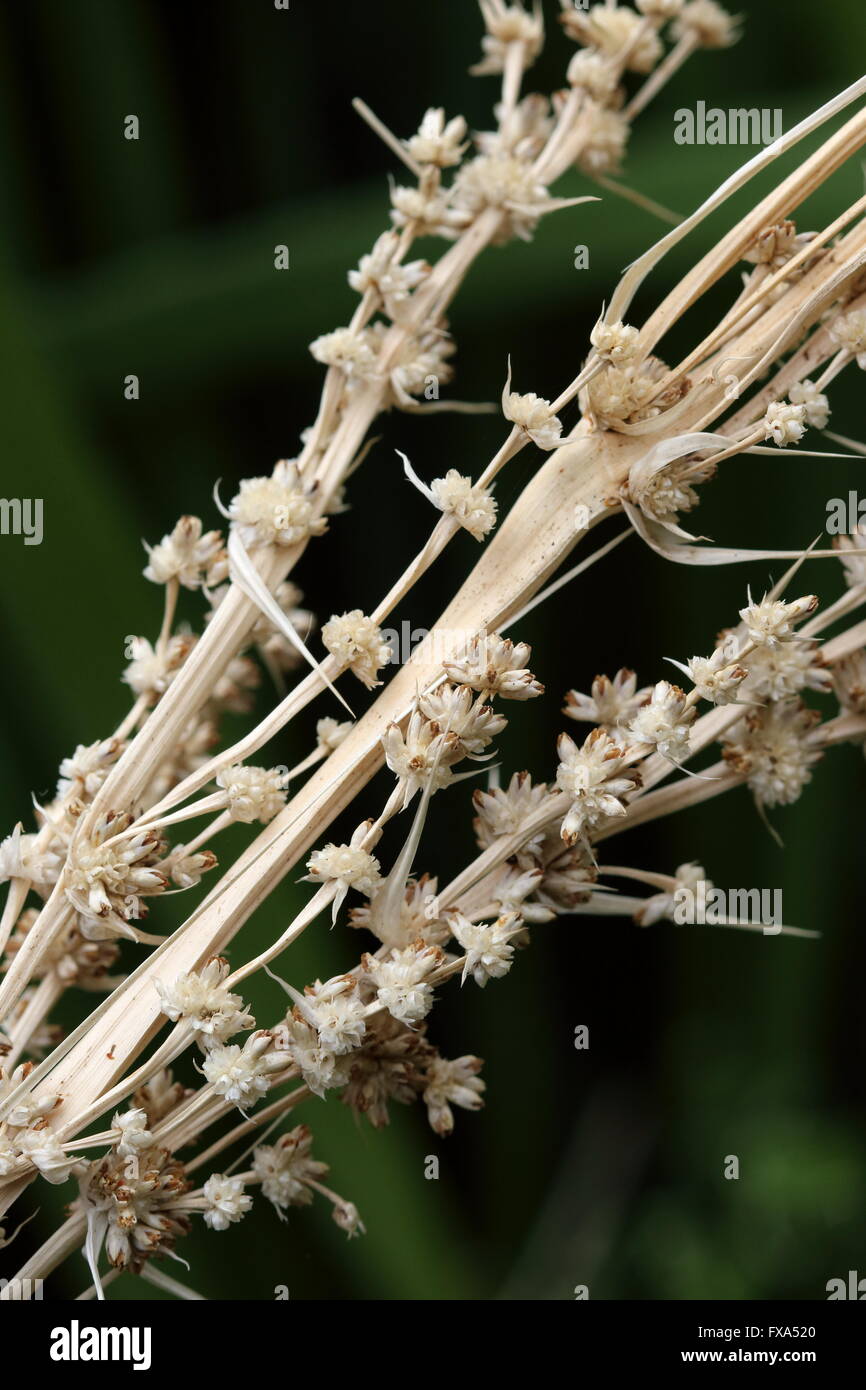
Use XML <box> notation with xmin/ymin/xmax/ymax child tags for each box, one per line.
<box><xmin>1</xmin><ymin>0</ymin><xmax>864</xmax><ymax>1300</ymax></box>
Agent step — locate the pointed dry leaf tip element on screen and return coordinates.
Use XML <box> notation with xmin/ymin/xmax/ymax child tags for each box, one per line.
<box><xmin>143</xmin><ymin>516</ymin><xmax>225</xmax><ymax>589</ymax></box>
<box><xmin>671</xmin><ymin>0</ymin><xmax>741</xmax><ymax>48</ymax></box>
<box><xmin>228</xmin><ymin>459</ymin><xmax>328</xmax><ymax>548</ymax></box>
<box><xmin>202</xmin><ymin>1174</ymin><xmax>252</xmax><ymax>1231</ymax></box>
<box><xmin>405</xmin><ymin>109</ymin><xmax>469</xmax><ymax>168</ymax></box>
<box><xmin>562</xmin><ymin>4</ymin><xmax>664</xmax><ymax>72</ymax></box>
<box><xmin>739</xmin><ymin>591</ymin><xmax>818</xmax><ymax>647</ymax></box>
<box><xmin>155</xmin><ymin>957</ymin><xmax>254</xmax><ymax>1040</ymax></box>
<box><xmin>590</xmin><ymin>318</ymin><xmax>640</xmax><ymax>364</ymax></box>
<box><xmin>226</xmin><ymin>527</ymin><xmax>352</xmax><ymax>714</ymax></box>
<box><xmin>472</xmin><ymin>1</ymin><xmax>545</xmax><ymax>76</ymax></box>
<box><xmin>829</xmin><ymin>309</ymin><xmax>866</xmax><ymax>364</ymax></box>
<box><xmin>215</xmin><ymin>764</ymin><xmax>288</xmax><ymax>824</ymax></box>
<box><xmin>555</xmin><ymin>727</ymin><xmax>641</xmax><ymax>846</ymax></box>
<box><xmin>305</xmin><ymin>823</ymin><xmax>383</xmax><ymax>923</ymax></box>
<box><xmin>722</xmin><ymin>700</ymin><xmax>822</xmax><ymax>807</ymax></box>
<box><xmin>444</xmin><ymin>633</ymin><xmax>544</xmax><ymax>699</ymax></box>
<box><xmin>321</xmin><ymin>610</ymin><xmax>391</xmax><ymax>689</ymax></box>
<box><xmin>627</xmin><ymin>680</ymin><xmax>696</xmax><ymax>761</ymax></box>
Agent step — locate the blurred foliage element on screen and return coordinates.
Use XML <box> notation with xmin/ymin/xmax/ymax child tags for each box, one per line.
<box><xmin>0</xmin><ymin>0</ymin><xmax>864</xmax><ymax>1300</ymax></box>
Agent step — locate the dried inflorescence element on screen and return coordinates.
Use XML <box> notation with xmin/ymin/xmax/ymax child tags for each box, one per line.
<box><xmin>4</xmin><ymin>0</ymin><xmax>866</xmax><ymax>1302</ymax></box>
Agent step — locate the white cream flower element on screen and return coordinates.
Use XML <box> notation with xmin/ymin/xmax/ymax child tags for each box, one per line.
<box><xmin>502</xmin><ymin>390</ymin><xmax>563</xmax><ymax>449</ymax></box>
<box><xmin>143</xmin><ymin>516</ymin><xmax>225</xmax><ymax>589</ymax></box>
<box><xmin>448</xmin><ymin>910</ymin><xmax>520</xmax><ymax>987</ymax></box>
<box><xmin>444</xmin><ymin>633</ymin><xmax>543</xmax><ymax>699</ymax></box>
<box><xmin>305</xmin><ymin>824</ymin><xmax>383</xmax><ymax>921</ymax></box>
<box><xmin>422</xmin><ymin>1055</ymin><xmax>485</xmax><ymax>1135</ymax></box>
<box><xmin>156</xmin><ymin>957</ymin><xmax>254</xmax><ymax>1040</ymax></box>
<box><xmin>405</xmin><ymin>108</ymin><xmax>468</xmax><ymax>167</ymax></box>
<box><xmin>723</xmin><ymin>700</ymin><xmax>822</xmax><ymax>807</ymax></box>
<box><xmin>429</xmin><ymin>471</ymin><xmax>497</xmax><ymax>540</ymax></box>
<box><xmin>252</xmin><ymin>1125</ymin><xmax>328</xmax><ymax>1212</ymax></box>
<box><xmin>672</xmin><ymin>0</ymin><xmax>740</xmax><ymax>48</ymax></box>
<box><xmin>763</xmin><ymin>400</ymin><xmax>808</xmax><ymax>447</ymax></box>
<box><xmin>627</xmin><ymin>681</ymin><xmax>696</xmax><ymax>762</ymax></box>
<box><xmin>555</xmin><ymin>728</ymin><xmax>640</xmax><ymax>845</ymax></box>
<box><xmin>564</xmin><ymin>669</ymin><xmax>651</xmax><ymax>732</ymax></box>
<box><xmin>590</xmin><ymin>320</ymin><xmax>640</xmax><ymax>365</ymax></box>
<box><xmin>202</xmin><ymin>1173</ymin><xmax>252</xmax><ymax>1230</ymax></box>
<box><xmin>788</xmin><ymin>380</ymin><xmax>830</xmax><ymax>430</ymax></box>
<box><xmin>366</xmin><ymin>942</ymin><xmax>443</xmax><ymax>1023</ymax></box>
<box><xmin>202</xmin><ymin>1032</ymin><xmax>284</xmax><ymax>1109</ymax></box>
<box><xmin>739</xmin><ymin>591</ymin><xmax>817</xmax><ymax>647</ymax></box>
<box><xmin>229</xmin><ymin>459</ymin><xmax>328</xmax><ymax>549</ymax></box>
<box><xmin>321</xmin><ymin>610</ymin><xmax>391</xmax><ymax>689</ymax></box>
<box><xmin>216</xmin><ymin>764</ymin><xmax>288</xmax><ymax>824</ymax></box>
